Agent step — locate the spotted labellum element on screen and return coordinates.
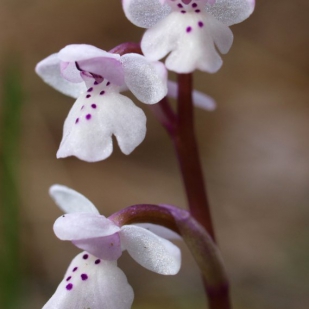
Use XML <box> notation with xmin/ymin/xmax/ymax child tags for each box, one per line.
<box><xmin>42</xmin><ymin>184</ymin><xmax>181</xmax><ymax>309</ymax></box>
<box><xmin>123</xmin><ymin>0</ymin><xmax>255</xmax><ymax>73</ymax></box>
<box><xmin>36</xmin><ymin>44</ymin><xmax>168</xmax><ymax>162</ymax></box>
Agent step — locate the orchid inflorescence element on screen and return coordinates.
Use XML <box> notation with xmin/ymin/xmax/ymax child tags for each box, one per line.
<box><xmin>36</xmin><ymin>1</ymin><xmax>255</xmax><ymax>308</ymax></box>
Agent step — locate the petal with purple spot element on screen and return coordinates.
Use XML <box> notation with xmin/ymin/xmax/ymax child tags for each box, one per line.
<box><xmin>57</xmin><ymin>91</ymin><xmax>146</xmax><ymax>162</ymax></box>
<box><xmin>42</xmin><ymin>252</ymin><xmax>134</xmax><ymax>309</ymax></box>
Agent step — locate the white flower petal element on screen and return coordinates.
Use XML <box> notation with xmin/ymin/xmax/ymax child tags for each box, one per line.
<box><xmin>122</xmin><ymin>0</ymin><xmax>171</xmax><ymax>28</ymax></box>
<box><xmin>120</xmin><ymin>225</ymin><xmax>181</xmax><ymax>275</ymax></box>
<box><xmin>205</xmin><ymin>0</ymin><xmax>255</xmax><ymax>26</ymax></box>
<box><xmin>43</xmin><ymin>252</ymin><xmax>134</xmax><ymax>309</ymax></box>
<box><xmin>57</xmin><ymin>86</ymin><xmax>146</xmax><ymax>162</ymax></box>
<box><xmin>142</xmin><ymin>11</ymin><xmax>230</xmax><ymax>73</ymax></box>
<box><xmin>167</xmin><ymin>80</ymin><xmax>216</xmax><ymax>111</ymax></box>
<box><xmin>53</xmin><ymin>213</ymin><xmax>120</xmax><ymax>241</ymax></box>
<box><xmin>49</xmin><ymin>184</ymin><xmax>100</xmax><ymax>214</ymax></box>
<box><xmin>135</xmin><ymin>223</ymin><xmax>181</xmax><ymax>240</ymax></box>
<box><xmin>121</xmin><ymin>54</ymin><xmax>167</xmax><ymax>104</ymax></box>
<box><xmin>141</xmin><ymin>13</ymin><xmax>176</xmax><ymax>63</ymax></box>
<box><xmin>58</xmin><ymin>44</ymin><xmax>120</xmax><ymax>62</ymax></box>
<box><xmin>35</xmin><ymin>53</ymin><xmax>86</xmax><ymax>98</ymax></box>
<box><xmin>208</xmin><ymin>12</ymin><xmax>234</xmax><ymax>54</ymax></box>
<box><xmin>72</xmin><ymin>234</ymin><xmax>122</xmax><ymax>260</ymax></box>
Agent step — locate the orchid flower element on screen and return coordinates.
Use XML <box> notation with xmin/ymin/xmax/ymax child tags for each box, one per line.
<box><xmin>122</xmin><ymin>0</ymin><xmax>255</xmax><ymax>73</ymax></box>
<box><xmin>35</xmin><ymin>44</ymin><xmax>168</xmax><ymax>162</ymax></box>
<box><xmin>43</xmin><ymin>184</ymin><xmax>181</xmax><ymax>309</ymax></box>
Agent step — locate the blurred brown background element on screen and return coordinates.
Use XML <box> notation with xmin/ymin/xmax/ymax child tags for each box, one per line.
<box><xmin>0</xmin><ymin>0</ymin><xmax>309</xmax><ymax>308</ymax></box>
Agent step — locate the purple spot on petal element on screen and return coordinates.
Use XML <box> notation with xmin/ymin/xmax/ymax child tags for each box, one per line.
<box><xmin>81</xmin><ymin>274</ymin><xmax>88</xmax><ymax>281</ymax></box>
<box><xmin>91</xmin><ymin>104</ymin><xmax>97</xmax><ymax>109</ymax></box>
<box><xmin>81</xmin><ymin>105</ymin><xmax>84</xmax><ymax>110</ymax></box>
<box><xmin>83</xmin><ymin>254</ymin><xmax>89</xmax><ymax>259</ymax></box>
<box><xmin>94</xmin><ymin>81</ymin><xmax>98</xmax><ymax>85</ymax></box>
<box><xmin>66</xmin><ymin>283</ymin><xmax>73</xmax><ymax>291</ymax></box>
<box><xmin>86</xmin><ymin>114</ymin><xmax>92</xmax><ymax>120</ymax></box>
<box><xmin>192</xmin><ymin>3</ymin><xmax>197</xmax><ymax>8</ymax></box>
<box><xmin>66</xmin><ymin>276</ymin><xmax>71</xmax><ymax>282</ymax></box>
<box><xmin>181</xmin><ymin>10</ymin><xmax>186</xmax><ymax>14</ymax></box>
<box><xmin>73</xmin><ymin>267</ymin><xmax>78</xmax><ymax>272</ymax></box>
<box><xmin>100</xmin><ymin>91</ymin><xmax>105</xmax><ymax>95</ymax></box>
<box><xmin>198</xmin><ymin>21</ymin><xmax>204</xmax><ymax>28</ymax></box>
<box><xmin>95</xmin><ymin>259</ymin><xmax>101</xmax><ymax>265</ymax></box>
<box><xmin>186</xmin><ymin>26</ymin><xmax>192</xmax><ymax>33</ymax></box>
<box><xmin>87</xmin><ymin>87</ymin><xmax>93</xmax><ymax>92</ymax></box>
<box><xmin>178</xmin><ymin>3</ymin><xmax>183</xmax><ymax>8</ymax></box>
<box><xmin>106</xmin><ymin>81</ymin><xmax>110</xmax><ymax>86</ymax></box>
<box><xmin>195</xmin><ymin>9</ymin><xmax>200</xmax><ymax>13</ymax></box>
<box><xmin>86</xmin><ymin>94</ymin><xmax>91</xmax><ymax>98</ymax></box>
<box><xmin>75</xmin><ymin>118</ymin><xmax>79</xmax><ymax>124</ymax></box>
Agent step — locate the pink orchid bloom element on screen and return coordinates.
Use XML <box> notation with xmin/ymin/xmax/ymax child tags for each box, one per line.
<box><xmin>43</xmin><ymin>184</ymin><xmax>181</xmax><ymax>309</ymax></box>
<box><xmin>122</xmin><ymin>0</ymin><xmax>255</xmax><ymax>73</ymax></box>
<box><xmin>35</xmin><ymin>44</ymin><xmax>168</xmax><ymax>162</ymax></box>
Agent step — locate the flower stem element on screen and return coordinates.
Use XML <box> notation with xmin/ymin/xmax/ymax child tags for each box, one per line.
<box><xmin>174</xmin><ymin>73</ymin><xmax>215</xmax><ymax>240</ymax></box>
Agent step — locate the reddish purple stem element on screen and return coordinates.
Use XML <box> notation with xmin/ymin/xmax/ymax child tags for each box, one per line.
<box><xmin>174</xmin><ymin>73</ymin><xmax>215</xmax><ymax>240</ymax></box>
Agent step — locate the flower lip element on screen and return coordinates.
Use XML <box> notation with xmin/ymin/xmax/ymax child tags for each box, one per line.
<box><xmin>123</xmin><ymin>0</ymin><xmax>255</xmax><ymax>73</ymax></box>
<box><xmin>42</xmin><ymin>251</ymin><xmax>134</xmax><ymax>309</ymax></box>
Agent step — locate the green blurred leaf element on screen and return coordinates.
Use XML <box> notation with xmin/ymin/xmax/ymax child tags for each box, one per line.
<box><xmin>0</xmin><ymin>57</ymin><xmax>23</xmax><ymax>309</ymax></box>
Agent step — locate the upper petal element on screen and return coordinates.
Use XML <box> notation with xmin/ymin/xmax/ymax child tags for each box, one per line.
<box><xmin>35</xmin><ymin>53</ymin><xmax>86</xmax><ymax>98</ymax></box>
<box><xmin>78</xmin><ymin>57</ymin><xmax>125</xmax><ymax>86</ymax></box>
<box><xmin>58</xmin><ymin>44</ymin><xmax>120</xmax><ymax>62</ymax></box>
<box><xmin>49</xmin><ymin>184</ymin><xmax>100</xmax><ymax>214</ymax></box>
<box><xmin>122</xmin><ymin>0</ymin><xmax>171</xmax><ymax>28</ymax></box>
<box><xmin>205</xmin><ymin>0</ymin><xmax>255</xmax><ymax>26</ymax></box>
<box><xmin>43</xmin><ymin>252</ymin><xmax>134</xmax><ymax>309</ymax></box>
<box><xmin>121</xmin><ymin>54</ymin><xmax>167</xmax><ymax>104</ymax></box>
<box><xmin>60</xmin><ymin>61</ymin><xmax>84</xmax><ymax>83</ymax></box>
<box><xmin>57</xmin><ymin>86</ymin><xmax>146</xmax><ymax>162</ymax></box>
<box><xmin>59</xmin><ymin>45</ymin><xmax>124</xmax><ymax>86</ymax></box>
<box><xmin>54</xmin><ymin>213</ymin><xmax>120</xmax><ymax>241</ymax></box>
<box><xmin>120</xmin><ymin>225</ymin><xmax>181</xmax><ymax>275</ymax></box>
